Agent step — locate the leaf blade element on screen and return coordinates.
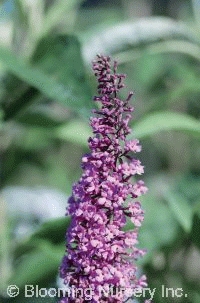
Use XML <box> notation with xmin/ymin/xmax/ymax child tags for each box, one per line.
<box><xmin>163</xmin><ymin>191</ymin><xmax>193</xmax><ymax>232</ymax></box>
<box><xmin>0</xmin><ymin>45</ymin><xmax>92</xmax><ymax>118</ymax></box>
<box><xmin>82</xmin><ymin>17</ymin><xmax>199</xmax><ymax>63</ymax></box>
<box><xmin>133</xmin><ymin>111</ymin><xmax>200</xmax><ymax>139</ymax></box>
<box><xmin>56</xmin><ymin>119</ymin><xmax>91</xmax><ymax>147</ymax></box>
<box><xmin>9</xmin><ymin>241</ymin><xmax>64</xmax><ymax>288</ymax></box>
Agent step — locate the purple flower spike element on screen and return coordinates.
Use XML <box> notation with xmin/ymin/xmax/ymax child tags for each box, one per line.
<box><xmin>59</xmin><ymin>55</ymin><xmax>149</xmax><ymax>303</ymax></box>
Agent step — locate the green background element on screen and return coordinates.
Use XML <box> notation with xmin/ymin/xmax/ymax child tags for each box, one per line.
<box><xmin>0</xmin><ymin>0</ymin><xmax>200</xmax><ymax>302</ymax></box>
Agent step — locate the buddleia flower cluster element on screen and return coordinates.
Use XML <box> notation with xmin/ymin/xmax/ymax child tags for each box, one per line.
<box><xmin>60</xmin><ymin>55</ymin><xmax>149</xmax><ymax>303</ymax></box>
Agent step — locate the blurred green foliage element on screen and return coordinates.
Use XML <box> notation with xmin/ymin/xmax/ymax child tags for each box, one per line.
<box><xmin>0</xmin><ymin>0</ymin><xmax>200</xmax><ymax>302</ymax></box>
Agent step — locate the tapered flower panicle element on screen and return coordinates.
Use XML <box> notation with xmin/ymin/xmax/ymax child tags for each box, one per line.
<box><xmin>60</xmin><ymin>55</ymin><xmax>149</xmax><ymax>303</ymax></box>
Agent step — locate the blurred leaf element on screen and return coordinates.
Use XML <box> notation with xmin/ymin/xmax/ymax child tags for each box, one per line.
<box><xmin>12</xmin><ymin>0</ymin><xmax>29</xmax><ymax>55</ymax></box>
<box><xmin>163</xmin><ymin>191</ymin><xmax>193</xmax><ymax>232</ymax></box>
<box><xmin>0</xmin><ymin>73</ymin><xmax>31</xmax><ymax>116</ymax></box>
<box><xmin>124</xmin><ymin>195</ymin><xmax>178</xmax><ymax>263</ymax></box>
<box><xmin>173</xmin><ymin>174</ymin><xmax>200</xmax><ymax>206</ymax></box>
<box><xmin>82</xmin><ymin>17</ymin><xmax>199</xmax><ymax>63</ymax></box>
<box><xmin>9</xmin><ymin>240</ymin><xmax>64</xmax><ymax>288</ymax></box>
<box><xmin>0</xmin><ymin>196</ymin><xmax>12</xmax><ymax>294</ymax></box>
<box><xmin>191</xmin><ymin>0</ymin><xmax>200</xmax><ymax>28</ymax></box>
<box><xmin>133</xmin><ymin>111</ymin><xmax>200</xmax><ymax>139</ymax></box>
<box><xmin>56</xmin><ymin>119</ymin><xmax>91</xmax><ymax>147</ymax></box>
<box><xmin>14</xmin><ymin>217</ymin><xmax>70</xmax><ymax>259</ymax></box>
<box><xmin>10</xmin><ymin>296</ymin><xmax>57</xmax><ymax>303</ymax></box>
<box><xmin>15</xmin><ymin>127</ymin><xmax>53</xmax><ymax>150</ymax></box>
<box><xmin>13</xmin><ymin>241</ymin><xmax>39</xmax><ymax>261</ymax></box>
<box><xmin>168</xmin><ymin>63</ymin><xmax>200</xmax><ymax>103</ymax></box>
<box><xmin>0</xmin><ymin>109</ymin><xmax>3</xmax><ymax>128</ymax></box>
<box><xmin>12</xmin><ymin>0</ymin><xmax>44</xmax><ymax>58</ymax></box>
<box><xmin>32</xmin><ymin>35</ymin><xmax>92</xmax><ymax>117</ymax></box>
<box><xmin>194</xmin><ymin>292</ymin><xmax>200</xmax><ymax>303</ymax></box>
<box><xmin>133</xmin><ymin>52</ymin><xmax>168</xmax><ymax>89</ymax></box>
<box><xmin>191</xmin><ymin>214</ymin><xmax>200</xmax><ymax>250</ymax></box>
<box><xmin>141</xmin><ymin>196</ymin><xmax>178</xmax><ymax>255</ymax></box>
<box><xmin>146</xmin><ymin>40</ymin><xmax>200</xmax><ymax>63</ymax></box>
<box><xmin>17</xmin><ymin>111</ymin><xmax>61</xmax><ymax>127</ymax></box>
<box><xmin>30</xmin><ymin>216</ymin><xmax>70</xmax><ymax>244</ymax></box>
<box><xmin>3</xmin><ymin>85</ymin><xmax>40</xmax><ymax>121</ymax></box>
<box><xmin>53</xmin><ymin>111</ymin><xmax>200</xmax><ymax>146</ymax></box>
<box><xmin>193</xmin><ymin>198</ymin><xmax>200</xmax><ymax>214</ymax></box>
<box><xmin>77</xmin><ymin>6</ymin><xmax>122</xmax><ymax>32</ymax></box>
<box><xmin>0</xmin><ymin>45</ymin><xmax>91</xmax><ymax>120</ymax></box>
<box><xmin>16</xmin><ymin>105</ymin><xmax>69</xmax><ymax>127</ymax></box>
<box><xmin>3</xmin><ymin>147</ymin><xmax>45</xmax><ymax>186</ymax></box>
<box><xmin>42</xmin><ymin>0</ymin><xmax>82</xmax><ymax>36</ymax></box>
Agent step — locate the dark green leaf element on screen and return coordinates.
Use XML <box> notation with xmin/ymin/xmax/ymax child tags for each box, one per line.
<box><xmin>14</xmin><ymin>217</ymin><xmax>70</xmax><ymax>259</ymax></box>
<box><xmin>3</xmin><ymin>86</ymin><xmax>39</xmax><ymax>121</ymax></box>
<box><xmin>16</xmin><ymin>105</ymin><xmax>69</xmax><ymax>127</ymax></box>
<box><xmin>0</xmin><ymin>109</ymin><xmax>3</xmax><ymax>128</ymax></box>
<box><xmin>9</xmin><ymin>240</ymin><xmax>64</xmax><ymax>288</ymax></box>
<box><xmin>0</xmin><ymin>42</ymin><xmax>92</xmax><ymax>120</ymax></box>
<box><xmin>30</xmin><ymin>216</ymin><xmax>70</xmax><ymax>244</ymax></box>
<box><xmin>32</xmin><ymin>35</ymin><xmax>92</xmax><ymax>115</ymax></box>
<box><xmin>191</xmin><ymin>214</ymin><xmax>200</xmax><ymax>250</ymax></box>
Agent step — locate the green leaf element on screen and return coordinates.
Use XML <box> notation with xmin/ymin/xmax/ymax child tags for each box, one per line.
<box><xmin>32</xmin><ymin>35</ymin><xmax>92</xmax><ymax>116</ymax></box>
<box><xmin>0</xmin><ymin>196</ymin><xmax>12</xmax><ymax>293</ymax></box>
<box><xmin>42</xmin><ymin>0</ymin><xmax>82</xmax><ymax>37</ymax></box>
<box><xmin>9</xmin><ymin>240</ymin><xmax>64</xmax><ymax>288</ymax></box>
<box><xmin>191</xmin><ymin>214</ymin><xmax>200</xmax><ymax>250</ymax></box>
<box><xmin>14</xmin><ymin>217</ymin><xmax>70</xmax><ymax>260</ymax></box>
<box><xmin>0</xmin><ymin>109</ymin><xmax>3</xmax><ymax>129</ymax></box>
<box><xmin>133</xmin><ymin>111</ymin><xmax>200</xmax><ymax>139</ymax></box>
<box><xmin>12</xmin><ymin>296</ymin><xmax>57</xmax><ymax>303</ymax></box>
<box><xmin>14</xmin><ymin>127</ymin><xmax>53</xmax><ymax>150</ymax></box>
<box><xmin>163</xmin><ymin>191</ymin><xmax>193</xmax><ymax>232</ymax></box>
<box><xmin>10</xmin><ymin>217</ymin><xmax>70</xmax><ymax>288</ymax></box>
<box><xmin>12</xmin><ymin>0</ymin><xmax>30</xmax><ymax>54</ymax></box>
<box><xmin>0</xmin><ymin>43</ymin><xmax>92</xmax><ymax>120</ymax></box>
<box><xmin>82</xmin><ymin>17</ymin><xmax>199</xmax><ymax>63</ymax></box>
<box><xmin>55</xmin><ymin>112</ymin><xmax>200</xmax><ymax>146</ymax></box>
<box><xmin>172</xmin><ymin>174</ymin><xmax>200</xmax><ymax>206</ymax></box>
<box><xmin>30</xmin><ymin>216</ymin><xmax>70</xmax><ymax>244</ymax></box>
<box><xmin>56</xmin><ymin>119</ymin><xmax>91</xmax><ymax>147</ymax></box>
<box><xmin>191</xmin><ymin>0</ymin><xmax>200</xmax><ymax>28</ymax></box>
<box><xmin>16</xmin><ymin>105</ymin><xmax>68</xmax><ymax>127</ymax></box>
<box><xmin>124</xmin><ymin>195</ymin><xmax>178</xmax><ymax>263</ymax></box>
